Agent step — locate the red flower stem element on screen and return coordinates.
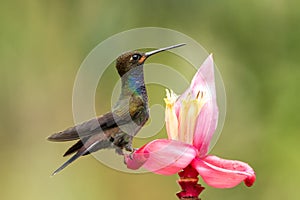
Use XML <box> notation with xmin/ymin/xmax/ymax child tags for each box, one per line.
<box><xmin>176</xmin><ymin>165</ymin><xmax>205</xmax><ymax>200</ymax></box>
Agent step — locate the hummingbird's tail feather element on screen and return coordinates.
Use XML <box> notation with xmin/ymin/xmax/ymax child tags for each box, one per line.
<box><xmin>63</xmin><ymin>140</ymin><xmax>84</xmax><ymax>157</ymax></box>
<box><xmin>52</xmin><ymin>133</ymin><xmax>111</xmax><ymax>175</ymax></box>
<box><xmin>52</xmin><ymin>140</ymin><xmax>100</xmax><ymax>176</ymax></box>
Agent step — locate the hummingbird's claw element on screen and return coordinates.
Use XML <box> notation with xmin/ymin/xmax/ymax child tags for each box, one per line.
<box><xmin>128</xmin><ymin>147</ymin><xmax>137</xmax><ymax>160</ymax></box>
<box><xmin>128</xmin><ymin>151</ymin><xmax>134</xmax><ymax>160</ymax></box>
<box><xmin>123</xmin><ymin>149</ymin><xmax>137</xmax><ymax>165</ymax></box>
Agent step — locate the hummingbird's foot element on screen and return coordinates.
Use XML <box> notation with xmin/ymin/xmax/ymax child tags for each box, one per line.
<box><xmin>124</xmin><ymin>144</ymin><xmax>135</xmax><ymax>152</ymax></box>
<box><xmin>124</xmin><ymin>134</ymin><xmax>134</xmax><ymax>152</ymax></box>
<box><xmin>113</xmin><ymin>133</ymin><xmax>135</xmax><ymax>156</ymax></box>
<box><xmin>125</xmin><ymin>146</ymin><xmax>137</xmax><ymax>160</ymax></box>
<box><xmin>128</xmin><ymin>149</ymin><xmax>136</xmax><ymax>160</ymax></box>
<box><xmin>123</xmin><ymin>150</ymin><xmax>136</xmax><ymax>165</ymax></box>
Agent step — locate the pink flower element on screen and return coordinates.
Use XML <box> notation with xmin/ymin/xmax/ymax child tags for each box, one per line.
<box><xmin>125</xmin><ymin>55</ymin><xmax>255</xmax><ymax>196</ymax></box>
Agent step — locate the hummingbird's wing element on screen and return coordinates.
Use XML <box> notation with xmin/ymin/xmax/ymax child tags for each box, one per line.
<box><xmin>47</xmin><ymin>110</ymin><xmax>131</xmax><ymax>142</ymax></box>
<box><xmin>48</xmin><ymin>90</ymin><xmax>147</xmax><ymax>142</ymax></box>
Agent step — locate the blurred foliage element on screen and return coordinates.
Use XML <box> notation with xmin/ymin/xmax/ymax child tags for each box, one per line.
<box><xmin>0</xmin><ymin>0</ymin><xmax>299</xmax><ymax>199</ymax></box>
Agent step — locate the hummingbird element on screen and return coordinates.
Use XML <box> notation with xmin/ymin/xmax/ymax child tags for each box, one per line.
<box><xmin>48</xmin><ymin>43</ymin><xmax>186</xmax><ymax>175</ymax></box>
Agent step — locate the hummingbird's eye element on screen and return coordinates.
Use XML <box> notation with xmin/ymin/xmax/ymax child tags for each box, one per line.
<box><xmin>131</xmin><ymin>54</ymin><xmax>141</xmax><ymax>61</ymax></box>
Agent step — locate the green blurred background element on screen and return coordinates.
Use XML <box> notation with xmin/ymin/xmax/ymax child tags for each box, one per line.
<box><xmin>1</xmin><ymin>0</ymin><xmax>299</xmax><ymax>199</ymax></box>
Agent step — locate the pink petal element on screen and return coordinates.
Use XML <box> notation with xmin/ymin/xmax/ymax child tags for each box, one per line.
<box><xmin>173</xmin><ymin>55</ymin><xmax>218</xmax><ymax>154</ymax></box>
<box><xmin>190</xmin><ymin>55</ymin><xmax>216</xmax><ymax>97</ymax></box>
<box><xmin>125</xmin><ymin>139</ymin><xmax>197</xmax><ymax>175</ymax></box>
<box><xmin>175</xmin><ymin>54</ymin><xmax>216</xmax><ymax>111</ymax></box>
<box><xmin>193</xmin><ymin>102</ymin><xmax>218</xmax><ymax>156</ymax></box>
<box><xmin>191</xmin><ymin>155</ymin><xmax>256</xmax><ymax>188</ymax></box>
<box><xmin>192</xmin><ymin>55</ymin><xmax>219</xmax><ymax>155</ymax></box>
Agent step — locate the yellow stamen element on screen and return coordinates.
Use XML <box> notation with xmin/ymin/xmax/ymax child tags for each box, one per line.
<box><xmin>178</xmin><ymin>91</ymin><xmax>207</xmax><ymax>144</ymax></box>
<box><xmin>164</xmin><ymin>89</ymin><xmax>178</xmax><ymax>140</ymax></box>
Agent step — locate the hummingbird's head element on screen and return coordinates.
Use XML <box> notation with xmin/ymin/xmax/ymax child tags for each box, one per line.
<box><xmin>116</xmin><ymin>43</ymin><xmax>186</xmax><ymax>77</ymax></box>
<box><xmin>116</xmin><ymin>51</ymin><xmax>146</xmax><ymax>77</ymax></box>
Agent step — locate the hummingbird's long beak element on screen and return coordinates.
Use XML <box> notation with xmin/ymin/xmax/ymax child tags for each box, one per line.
<box><xmin>138</xmin><ymin>43</ymin><xmax>186</xmax><ymax>64</ymax></box>
<box><xmin>144</xmin><ymin>43</ymin><xmax>186</xmax><ymax>58</ymax></box>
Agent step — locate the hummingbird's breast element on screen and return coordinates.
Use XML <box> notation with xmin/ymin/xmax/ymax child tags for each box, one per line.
<box><xmin>118</xmin><ymin>65</ymin><xmax>149</xmax><ymax>129</ymax></box>
<box><xmin>129</xmin><ymin>91</ymin><xmax>149</xmax><ymax>124</ymax></box>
